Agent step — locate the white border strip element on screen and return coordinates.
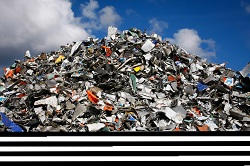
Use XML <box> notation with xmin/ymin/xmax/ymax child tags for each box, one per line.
<box><xmin>0</xmin><ymin>156</ymin><xmax>248</xmax><ymax>161</ymax></box>
<box><xmin>0</xmin><ymin>136</ymin><xmax>250</xmax><ymax>142</ymax></box>
<box><xmin>0</xmin><ymin>146</ymin><xmax>248</xmax><ymax>151</ymax></box>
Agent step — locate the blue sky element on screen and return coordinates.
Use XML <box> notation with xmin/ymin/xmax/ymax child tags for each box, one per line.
<box><xmin>0</xmin><ymin>0</ymin><xmax>249</xmax><ymax>72</ymax></box>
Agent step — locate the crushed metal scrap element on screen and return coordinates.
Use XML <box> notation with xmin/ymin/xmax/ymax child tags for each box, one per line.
<box><xmin>0</xmin><ymin>26</ymin><xmax>249</xmax><ymax>132</ymax></box>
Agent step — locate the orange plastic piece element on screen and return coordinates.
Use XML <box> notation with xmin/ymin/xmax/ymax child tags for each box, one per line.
<box><xmin>222</xmin><ymin>77</ymin><xmax>227</xmax><ymax>83</ymax></box>
<box><xmin>174</xmin><ymin>128</ymin><xmax>180</xmax><ymax>131</ymax></box>
<box><xmin>15</xmin><ymin>66</ymin><xmax>22</xmax><ymax>73</ymax></box>
<box><xmin>86</xmin><ymin>90</ymin><xmax>99</xmax><ymax>104</ymax></box>
<box><xmin>17</xmin><ymin>93</ymin><xmax>26</xmax><ymax>98</ymax></box>
<box><xmin>168</xmin><ymin>75</ymin><xmax>176</xmax><ymax>82</ymax></box>
<box><xmin>115</xmin><ymin>117</ymin><xmax>119</xmax><ymax>123</ymax></box>
<box><xmin>106</xmin><ymin>47</ymin><xmax>112</xmax><ymax>57</ymax></box>
<box><xmin>5</xmin><ymin>70</ymin><xmax>14</xmax><ymax>79</ymax></box>
<box><xmin>104</xmin><ymin>105</ymin><xmax>113</xmax><ymax>111</ymax></box>
<box><xmin>197</xmin><ymin>125</ymin><xmax>209</xmax><ymax>131</ymax></box>
<box><xmin>102</xmin><ymin>46</ymin><xmax>112</xmax><ymax>57</ymax></box>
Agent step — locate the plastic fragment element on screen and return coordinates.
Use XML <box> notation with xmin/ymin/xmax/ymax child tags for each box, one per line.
<box><xmin>55</xmin><ymin>55</ymin><xmax>65</xmax><ymax>64</ymax></box>
<box><xmin>130</xmin><ymin>74</ymin><xmax>137</xmax><ymax>92</ymax></box>
<box><xmin>86</xmin><ymin>90</ymin><xmax>99</xmax><ymax>104</ymax></box>
<box><xmin>223</xmin><ymin>77</ymin><xmax>234</xmax><ymax>87</ymax></box>
<box><xmin>0</xmin><ymin>113</ymin><xmax>23</xmax><ymax>132</ymax></box>
<box><xmin>25</xmin><ymin>50</ymin><xmax>31</xmax><ymax>58</ymax></box>
<box><xmin>72</xmin><ymin>104</ymin><xmax>87</xmax><ymax>121</ymax></box>
<box><xmin>134</xmin><ymin>66</ymin><xmax>141</xmax><ymax>72</ymax></box>
<box><xmin>102</xmin><ymin>46</ymin><xmax>112</xmax><ymax>57</ymax></box>
<box><xmin>34</xmin><ymin>96</ymin><xmax>58</xmax><ymax>108</ymax></box>
<box><xmin>70</xmin><ymin>41</ymin><xmax>82</xmax><ymax>56</ymax></box>
<box><xmin>5</xmin><ymin>69</ymin><xmax>14</xmax><ymax>79</ymax></box>
<box><xmin>141</xmin><ymin>39</ymin><xmax>155</xmax><ymax>52</ymax></box>
<box><xmin>197</xmin><ymin>82</ymin><xmax>208</xmax><ymax>91</ymax></box>
<box><xmin>103</xmin><ymin>105</ymin><xmax>113</xmax><ymax>111</ymax></box>
<box><xmin>107</xmin><ymin>26</ymin><xmax>117</xmax><ymax>40</ymax></box>
<box><xmin>197</xmin><ymin>125</ymin><xmax>209</xmax><ymax>131</ymax></box>
<box><xmin>0</xmin><ymin>97</ymin><xmax>6</xmax><ymax>102</ymax></box>
<box><xmin>87</xmin><ymin>123</ymin><xmax>105</xmax><ymax>132</ymax></box>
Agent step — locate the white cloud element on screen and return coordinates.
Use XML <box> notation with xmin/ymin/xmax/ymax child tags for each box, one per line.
<box><xmin>99</xmin><ymin>6</ymin><xmax>121</xmax><ymax>27</ymax></box>
<box><xmin>81</xmin><ymin>0</ymin><xmax>99</xmax><ymax>19</ymax></box>
<box><xmin>81</xmin><ymin>0</ymin><xmax>121</xmax><ymax>32</ymax></box>
<box><xmin>148</xmin><ymin>18</ymin><xmax>168</xmax><ymax>34</ymax></box>
<box><xmin>167</xmin><ymin>29</ymin><xmax>216</xmax><ymax>58</ymax></box>
<box><xmin>0</xmin><ymin>0</ymin><xmax>89</xmax><ymax>56</ymax></box>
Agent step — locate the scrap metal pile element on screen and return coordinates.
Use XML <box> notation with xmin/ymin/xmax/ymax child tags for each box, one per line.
<box><xmin>0</xmin><ymin>26</ymin><xmax>249</xmax><ymax>132</ymax></box>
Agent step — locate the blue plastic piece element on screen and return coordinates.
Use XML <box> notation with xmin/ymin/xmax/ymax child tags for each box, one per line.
<box><xmin>0</xmin><ymin>97</ymin><xmax>6</xmax><ymax>102</ymax></box>
<box><xmin>152</xmin><ymin>40</ymin><xmax>158</xmax><ymax>44</ymax></box>
<box><xmin>224</xmin><ymin>78</ymin><xmax>233</xmax><ymax>86</ymax></box>
<box><xmin>0</xmin><ymin>112</ymin><xmax>24</xmax><ymax>132</ymax></box>
<box><xmin>119</xmin><ymin>58</ymin><xmax>126</xmax><ymax>63</ymax></box>
<box><xmin>197</xmin><ymin>82</ymin><xmax>208</xmax><ymax>92</ymax></box>
<box><xmin>128</xmin><ymin>115</ymin><xmax>136</xmax><ymax>121</ymax></box>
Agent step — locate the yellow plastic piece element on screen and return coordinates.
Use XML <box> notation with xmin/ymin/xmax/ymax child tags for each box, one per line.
<box><xmin>55</xmin><ymin>55</ymin><xmax>65</xmax><ymax>64</ymax></box>
<box><xmin>134</xmin><ymin>66</ymin><xmax>141</xmax><ymax>72</ymax></box>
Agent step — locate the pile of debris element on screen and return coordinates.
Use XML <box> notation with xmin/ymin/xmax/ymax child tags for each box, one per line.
<box><xmin>0</xmin><ymin>26</ymin><xmax>249</xmax><ymax>132</ymax></box>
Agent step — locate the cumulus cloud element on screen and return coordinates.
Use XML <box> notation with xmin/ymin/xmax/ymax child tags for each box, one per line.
<box><xmin>99</xmin><ymin>6</ymin><xmax>121</xmax><ymax>27</ymax></box>
<box><xmin>0</xmin><ymin>0</ymin><xmax>89</xmax><ymax>67</ymax></box>
<box><xmin>167</xmin><ymin>29</ymin><xmax>216</xmax><ymax>58</ymax></box>
<box><xmin>81</xmin><ymin>0</ymin><xmax>99</xmax><ymax>19</ymax></box>
<box><xmin>148</xmin><ymin>18</ymin><xmax>168</xmax><ymax>34</ymax></box>
<box><xmin>81</xmin><ymin>0</ymin><xmax>121</xmax><ymax>32</ymax></box>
